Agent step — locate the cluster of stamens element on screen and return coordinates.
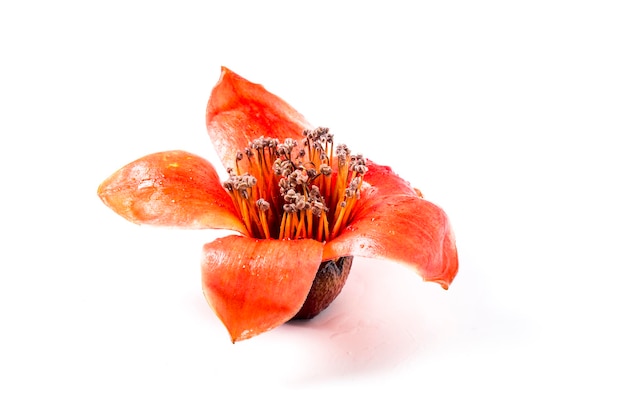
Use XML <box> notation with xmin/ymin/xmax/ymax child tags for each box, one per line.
<box><xmin>222</xmin><ymin>127</ymin><xmax>368</xmax><ymax>241</ymax></box>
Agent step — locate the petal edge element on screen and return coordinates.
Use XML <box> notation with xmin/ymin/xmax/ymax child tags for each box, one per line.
<box><xmin>98</xmin><ymin>150</ymin><xmax>248</xmax><ymax>234</ymax></box>
<box><xmin>202</xmin><ymin>236</ymin><xmax>324</xmax><ymax>342</ymax></box>
<box><xmin>206</xmin><ymin>67</ymin><xmax>312</xmax><ymax>171</ymax></box>
<box><xmin>324</xmin><ymin>193</ymin><xmax>458</xmax><ymax>289</ymax></box>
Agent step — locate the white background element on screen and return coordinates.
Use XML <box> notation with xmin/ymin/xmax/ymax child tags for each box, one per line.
<box><xmin>1</xmin><ymin>1</ymin><xmax>625</xmax><ymax>415</ymax></box>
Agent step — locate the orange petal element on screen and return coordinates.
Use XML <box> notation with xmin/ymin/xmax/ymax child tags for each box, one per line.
<box><xmin>202</xmin><ymin>236</ymin><xmax>324</xmax><ymax>342</ymax></box>
<box><xmin>206</xmin><ymin>67</ymin><xmax>312</xmax><ymax>170</ymax></box>
<box><xmin>98</xmin><ymin>150</ymin><xmax>248</xmax><ymax>234</ymax></box>
<box><xmin>363</xmin><ymin>160</ymin><xmax>420</xmax><ymax>196</ymax></box>
<box><xmin>324</xmin><ymin>193</ymin><xmax>458</xmax><ymax>289</ymax></box>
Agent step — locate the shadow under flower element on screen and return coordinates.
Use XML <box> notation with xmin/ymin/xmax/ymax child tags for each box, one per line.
<box><xmin>279</xmin><ymin>256</ymin><xmax>530</xmax><ymax>385</ymax></box>
<box><xmin>278</xmin><ymin>258</ymin><xmax>452</xmax><ymax>384</ymax></box>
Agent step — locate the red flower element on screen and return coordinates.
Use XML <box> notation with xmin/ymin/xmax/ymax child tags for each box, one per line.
<box><xmin>98</xmin><ymin>67</ymin><xmax>458</xmax><ymax>342</ymax></box>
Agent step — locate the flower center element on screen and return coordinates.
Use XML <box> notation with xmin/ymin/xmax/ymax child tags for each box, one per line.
<box><xmin>222</xmin><ymin>127</ymin><xmax>368</xmax><ymax>241</ymax></box>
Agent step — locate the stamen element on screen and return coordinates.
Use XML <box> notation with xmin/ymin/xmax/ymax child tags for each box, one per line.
<box><xmin>256</xmin><ymin>198</ymin><xmax>271</xmax><ymax>239</ymax></box>
<box><xmin>221</xmin><ymin>127</ymin><xmax>367</xmax><ymax>242</ymax></box>
<box><xmin>235</xmin><ymin>151</ymin><xmax>244</xmax><ymax>175</ymax></box>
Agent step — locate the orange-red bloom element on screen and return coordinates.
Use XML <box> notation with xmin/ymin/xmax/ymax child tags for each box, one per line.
<box><xmin>98</xmin><ymin>67</ymin><xmax>458</xmax><ymax>342</ymax></box>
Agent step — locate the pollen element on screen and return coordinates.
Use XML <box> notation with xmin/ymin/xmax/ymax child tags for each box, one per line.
<box><xmin>222</xmin><ymin>127</ymin><xmax>368</xmax><ymax>242</ymax></box>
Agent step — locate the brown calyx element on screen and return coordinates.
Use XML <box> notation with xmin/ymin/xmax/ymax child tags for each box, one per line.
<box><xmin>291</xmin><ymin>256</ymin><xmax>354</xmax><ymax>320</ymax></box>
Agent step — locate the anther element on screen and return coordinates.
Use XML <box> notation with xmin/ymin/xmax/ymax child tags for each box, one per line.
<box><xmin>353</xmin><ymin>164</ymin><xmax>368</xmax><ymax>175</ymax></box>
<box><xmin>336</xmin><ymin>144</ymin><xmax>350</xmax><ymax>164</ymax></box>
<box><xmin>294</xmin><ymin>194</ymin><xmax>307</xmax><ymax>211</ymax></box>
<box><xmin>284</xmin><ymin>189</ymin><xmax>297</xmax><ymax>202</ymax></box>
<box><xmin>291</xmin><ymin>169</ymin><xmax>308</xmax><ymax>185</ymax></box>
<box><xmin>256</xmin><ymin>198</ymin><xmax>270</xmax><ymax>211</ymax></box>
<box><xmin>319</xmin><ymin>164</ymin><xmax>332</xmax><ymax>176</ymax></box>
<box><xmin>310</xmin><ymin>185</ymin><xmax>321</xmax><ymax>198</ymax></box>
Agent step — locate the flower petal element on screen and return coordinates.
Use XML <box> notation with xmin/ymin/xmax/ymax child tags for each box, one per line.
<box><xmin>206</xmin><ymin>67</ymin><xmax>312</xmax><ymax>170</ymax></box>
<box><xmin>323</xmin><ymin>193</ymin><xmax>458</xmax><ymax>289</ymax></box>
<box><xmin>98</xmin><ymin>150</ymin><xmax>248</xmax><ymax>234</ymax></box>
<box><xmin>363</xmin><ymin>160</ymin><xmax>422</xmax><ymax>197</ymax></box>
<box><xmin>202</xmin><ymin>236</ymin><xmax>324</xmax><ymax>342</ymax></box>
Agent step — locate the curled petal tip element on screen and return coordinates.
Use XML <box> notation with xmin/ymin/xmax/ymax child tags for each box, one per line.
<box><xmin>206</xmin><ymin>67</ymin><xmax>311</xmax><ymax>171</ymax></box>
<box><xmin>432</xmin><ymin>279</ymin><xmax>451</xmax><ymax>291</ymax></box>
<box><xmin>202</xmin><ymin>236</ymin><xmax>324</xmax><ymax>342</ymax></box>
<box><xmin>323</xmin><ymin>187</ymin><xmax>458</xmax><ymax>289</ymax></box>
